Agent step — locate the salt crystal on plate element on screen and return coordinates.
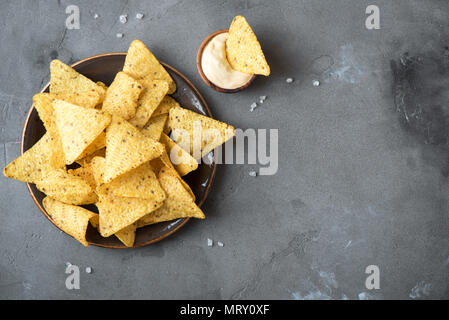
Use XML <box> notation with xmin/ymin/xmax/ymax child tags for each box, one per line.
<box><xmin>313</xmin><ymin>80</ymin><xmax>320</xmax><ymax>87</ymax></box>
<box><xmin>116</xmin><ymin>33</ymin><xmax>124</xmax><ymax>38</ymax></box>
<box><xmin>85</xmin><ymin>267</ymin><xmax>92</xmax><ymax>274</ymax></box>
<box><xmin>94</xmin><ymin>13</ymin><xmax>99</xmax><ymax>19</ymax></box>
<box><xmin>249</xmin><ymin>170</ymin><xmax>257</xmax><ymax>177</ymax></box>
<box><xmin>207</xmin><ymin>238</ymin><xmax>213</xmax><ymax>247</ymax></box>
<box><xmin>259</xmin><ymin>95</ymin><xmax>267</xmax><ymax>104</ymax></box>
<box><xmin>119</xmin><ymin>15</ymin><xmax>128</xmax><ymax>24</ymax></box>
<box><xmin>286</xmin><ymin>77</ymin><xmax>294</xmax><ymax>83</ymax></box>
<box><xmin>217</xmin><ymin>241</ymin><xmax>224</xmax><ymax>247</ymax></box>
<box><xmin>136</xmin><ymin>13</ymin><xmax>144</xmax><ymax>19</ymax></box>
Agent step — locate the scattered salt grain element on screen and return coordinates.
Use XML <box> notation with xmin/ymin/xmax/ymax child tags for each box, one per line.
<box><xmin>116</xmin><ymin>33</ymin><xmax>124</xmax><ymax>38</ymax></box>
<box><xmin>259</xmin><ymin>95</ymin><xmax>267</xmax><ymax>104</ymax></box>
<box><xmin>286</xmin><ymin>77</ymin><xmax>294</xmax><ymax>83</ymax></box>
<box><xmin>65</xmin><ymin>262</ymin><xmax>72</xmax><ymax>267</ymax></box>
<box><xmin>85</xmin><ymin>267</ymin><xmax>92</xmax><ymax>274</ymax></box>
<box><xmin>250</xmin><ymin>102</ymin><xmax>258</xmax><ymax>112</ymax></box>
<box><xmin>249</xmin><ymin>170</ymin><xmax>257</xmax><ymax>177</ymax></box>
<box><xmin>313</xmin><ymin>80</ymin><xmax>320</xmax><ymax>87</ymax></box>
<box><xmin>217</xmin><ymin>241</ymin><xmax>224</xmax><ymax>247</ymax></box>
<box><xmin>136</xmin><ymin>13</ymin><xmax>144</xmax><ymax>20</ymax></box>
<box><xmin>119</xmin><ymin>15</ymin><xmax>128</xmax><ymax>24</ymax></box>
<box><xmin>207</xmin><ymin>238</ymin><xmax>213</xmax><ymax>247</ymax></box>
<box><xmin>93</xmin><ymin>13</ymin><xmax>99</xmax><ymax>19</ymax></box>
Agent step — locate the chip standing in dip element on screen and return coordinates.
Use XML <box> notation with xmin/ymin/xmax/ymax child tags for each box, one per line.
<box><xmin>201</xmin><ymin>32</ymin><xmax>253</xmax><ymax>90</ymax></box>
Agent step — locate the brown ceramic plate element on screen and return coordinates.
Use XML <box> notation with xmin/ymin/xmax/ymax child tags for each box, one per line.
<box><xmin>22</xmin><ymin>53</ymin><xmax>217</xmax><ymax>248</ymax></box>
<box><xmin>197</xmin><ymin>29</ymin><xmax>256</xmax><ymax>93</ymax></box>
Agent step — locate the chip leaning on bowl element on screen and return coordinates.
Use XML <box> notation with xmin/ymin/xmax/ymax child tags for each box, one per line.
<box><xmin>3</xmin><ymin>40</ymin><xmax>235</xmax><ymax>247</ymax></box>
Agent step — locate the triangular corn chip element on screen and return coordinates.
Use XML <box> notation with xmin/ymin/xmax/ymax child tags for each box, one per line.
<box><xmin>167</xmin><ymin>106</ymin><xmax>235</xmax><ymax>158</ymax></box>
<box><xmin>53</xmin><ymin>100</ymin><xmax>111</xmax><ymax>164</ymax></box>
<box><xmin>97</xmin><ymin>194</ymin><xmax>164</xmax><ymax>237</ymax></box>
<box><xmin>90</xmin><ymin>156</ymin><xmax>106</xmax><ymax>186</ymax></box>
<box><xmin>75</xmin><ymin>132</ymin><xmax>106</xmax><ymax>161</ymax></box>
<box><xmin>150</xmin><ymin>150</ymin><xmax>195</xmax><ymax>201</ymax></box>
<box><xmin>115</xmin><ymin>223</ymin><xmax>136</xmax><ymax>247</ymax></box>
<box><xmin>98</xmin><ymin>162</ymin><xmax>166</xmax><ymax>201</ymax></box>
<box><xmin>160</xmin><ymin>133</ymin><xmax>198</xmax><ymax>176</ymax></box>
<box><xmin>76</xmin><ymin>148</ymin><xmax>105</xmax><ymax>167</ymax></box>
<box><xmin>68</xmin><ymin>165</ymin><xmax>97</xmax><ymax>189</ymax></box>
<box><xmin>102</xmin><ymin>72</ymin><xmax>143</xmax><ymax>120</ymax></box>
<box><xmin>50</xmin><ymin>60</ymin><xmax>106</xmax><ymax>101</ymax></box>
<box><xmin>138</xmin><ymin>168</ymin><xmax>204</xmax><ymax>228</ymax></box>
<box><xmin>3</xmin><ymin>133</ymin><xmax>65</xmax><ymax>183</ymax></box>
<box><xmin>140</xmin><ymin>114</ymin><xmax>167</xmax><ymax>141</ymax></box>
<box><xmin>123</xmin><ymin>40</ymin><xmax>176</xmax><ymax>94</ymax></box>
<box><xmin>104</xmin><ymin>116</ymin><xmax>163</xmax><ymax>183</ymax></box>
<box><xmin>43</xmin><ymin>197</ymin><xmax>97</xmax><ymax>247</ymax></box>
<box><xmin>129</xmin><ymin>80</ymin><xmax>168</xmax><ymax>128</ymax></box>
<box><xmin>151</xmin><ymin>95</ymin><xmax>179</xmax><ymax>118</ymax></box>
<box><xmin>226</xmin><ymin>16</ymin><xmax>270</xmax><ymax>76</ymax></box>
<box><xmin>36</xmin><ymin>169</ymin><xmax>97</xmax><ymax>205</ymax></box>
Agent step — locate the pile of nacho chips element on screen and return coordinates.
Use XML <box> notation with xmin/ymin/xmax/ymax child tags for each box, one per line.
<box><xmin>3</xmin><ymin>40</ymin><xmax>235</xmax><ymax>247</ymax></box>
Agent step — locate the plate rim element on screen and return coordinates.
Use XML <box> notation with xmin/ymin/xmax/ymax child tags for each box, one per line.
<box><xmin>21</xmin><ymin>52</ymin><xmax>217</xmax><ymax>249</ymax></box>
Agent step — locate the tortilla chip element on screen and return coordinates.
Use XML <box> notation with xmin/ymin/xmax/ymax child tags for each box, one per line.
<box><xmin>43</xmin><ymin>197</ymin><xmax>96</xmax><ymax>246</ymax></box>
<box><xmin>160</xmin><ymin>133</ymin><xmax>198</xmax><ymax>176</ymax></box>
<box><xmin>98</xmin><ymin>162</ymin><xmax>166</xmax><ymax>201</ymax></box>
<box><xmin>90</xmin><ymin>156</ymin><xmax>106</xmax><ymax>186</ymax></box>
<box><xmin>36</xmin><ymin>169</ymin><xmax>97</xmax><ymax>205</ymax></box>
<box><xmin>76</xmin><ymin>148</ymin><xmax>105</xmax><ymax>167</ymax></box>
<box><xmin>104</xmin><ymin>116</ymin><xmax>164</xmax><ymax>183</ymax></box>
<box><xmin>151</xmin><ymin>95</ymin><xmax>179</xmax><ymax>118</ymax></box>
<box><xmin>115</xmin><ymin>223</ymin><xmax>136</xmax><ymax>247</ymax></box>
<box><xmin>102</xmin><ymin>71</ymin><xmax>143</xmax><ymax>120</ymax></box>
<box><xmin>123</xmin><ymin>40</ymin><xmax>176</xmax><ymax>94</ymax></box>
<box><xmin>68</xmin><ymin>165</ymin><xmax>97</xmax><ymax>189</ymax></box>
<box><xmin>50</xmin><ymin>60</ymin><xmax>106</xmax><ymax>100</ymax></box>
<box><xmin>129</xmin><ymin>80</ymin><xmax>168</xmax><ymax>128</ymax></box>
<box><xmin>140</xmin><ymin>114</ymin><xmax>167</xmax><ymax>141</ymax></box>
<box><xmin>226</xmin><ymin>16</ymin><xmax>270</xmax><ymax>76</ymax></box>
<box><xmin>89</xmin><ymin>213</ymin><xmax>100</xmax><ymax>229</ymax></box>
<box><xmin>150</xmin><ymin>151</ymin><xmax>195</xmax><ymax>201</ymax></box>
<box><xmin>167</xmin><ymin>106</ymin><xmax>235</xmax><ymax>158</ymax></box>
<box><xmin>96</xmin><ymin>81</ymin><xmax>108</xmax><ymax>90</ymax></box>
<box><xmin>53</xmin><ymin>100</ymin><xmax>111</xmax><ymax>165</ymax></box>
<box><xmin>3</xmin><ymin>133</ymin><xmax>65</xmax><ymax>183</ymax></box>
<box><xmin>138</xmin><ymin>167</ymin><xmax>204</xmax><ymax>227</ymax></box>
<box><xmin>96</xmin><ymin>193</ymin><xmax>164</xmax><ymax>237</ymax></box>
<box><xmin>75</xmin><ymin>132</ymin><xmax>106</xmax><ymax>161</ymax></box>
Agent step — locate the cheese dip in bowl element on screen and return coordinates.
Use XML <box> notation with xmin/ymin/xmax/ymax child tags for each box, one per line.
<box><xmin>197</xmin><ymin>29</ymin><xmax>256</xmax><ymax>93</ymax></box>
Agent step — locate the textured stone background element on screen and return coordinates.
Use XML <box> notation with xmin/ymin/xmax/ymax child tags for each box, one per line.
<box><xmin>1</xmin><ymin>0</ymin><xmax>448</xmax><ymax>299</ymax></box>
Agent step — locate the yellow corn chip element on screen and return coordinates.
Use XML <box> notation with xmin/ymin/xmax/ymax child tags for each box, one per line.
<box><xmin>104</xmin><ymin>116</ymin><xmax>164</xmax><ymax>183</ymax></box>
<box><xmin>160</xmin><ymin>133</ymin><xmax>198</xmax><ymax>176</ymax></box>
<box><xmin>123</xmin><ymin>40</ymin><xmax>176</xmax><ymax>94</ymax></box>
<box><xmin>43</xmin><ymin>197</ymin><xmax>96</xmax><ymax>247</ymax></box>
<box><xmin>76</xmin><ymin>148</ymin><xmax>105</xmax><ymax>167</ymax></box>
<box><xmin>90</xmin><ymin>156</ymin><xmax>106</xmax><ymax>186</ymax></box>
<box><xmin>102</xmin><ymin>72</ymin><xmax>143</xmax><ymax>120</ymax></box>
<box><xmin>140</xmin><ymin>114</ymin><xmax>167</xmax><ymax>141</ymax></box>
<box><xmin>150</xmin><ymin>151</ymin><xmax>195</xmax><ymax>201</ymax></box>
<box><xmin>89</xmin><ymin>212</ymin><xmax>100</xmax><ymax>229</ymax></box>
<box><xmin>50</xmin><ymin>60</ymin><xmax>106</xmax><ymax>101</ymax></box>
<box><xmin>75</xmin><ymin>132</ymin><xmax>106</xmax><ymax>161</ymax></box>
<box><xmin>36</xmin><ymin>169</ymin><xmax>97</xmax><ymax>205</ymax></box>
<box><xmin>138</xmin><ymin>167</ymin><xmax>204</xmax><ymax>227</ymax></box>
<box><xmin>96</xmin><ymin>81</ymin><xmax>108</xmax><ymax>90</ymax></box>
<box><xmin>226</xmin><ymin>16</ymin><xmax>270</xmax><ymax>76</ymax></box>
<box><xmin>98</xmin><ymin>162</ymin><xmax>166</xmax><ymax>201</ymax></box>
<box><xmin>115</xmin><ymin>223</ymin><xmax>136</xmax><ymax>247</ymax></box>
<box><xmin>168</xmin><ymin>106</ymin><xmax>235</xmax><ymax>158</ymax></box>
<box><xmin>68</xmin><ymin>165</ymin><xmax>97</xmax><ymax>189</ymax></box>
<box><xmin>53</xmin><ymin>100</ymin><xmax>111</xmax><ymax>165</ymax></box>
<box><xmin>3</xmin><ymin>133</ymin><xmax>65</xmax><ymax>183</ymax></box>
<box><xmin>151</xmin><ymin>95</ymin><xmax>179</xmax><ymax>118</ymax></box>
<box><xmin>129</xmin><ymin>80</ymin><xmax>169</xmax><ymax>128</ymax></box>
<box><xmin>97</xmin><ymin>193</ymin><xmax>164</xmax><ymax>237</ymax></box>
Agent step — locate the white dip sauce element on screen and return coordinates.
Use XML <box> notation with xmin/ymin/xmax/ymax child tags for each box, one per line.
<box><xmin>201</xmin><ymin>32</ymin><xmax>253</xmax><ymax>89</ymax></box>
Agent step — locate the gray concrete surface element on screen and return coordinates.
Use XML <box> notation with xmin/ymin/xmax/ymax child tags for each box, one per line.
<box><xmin>1</xmin><ymin>0</ymin><xmax>449</xmax><ymax>300</ymax></box>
